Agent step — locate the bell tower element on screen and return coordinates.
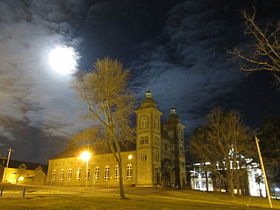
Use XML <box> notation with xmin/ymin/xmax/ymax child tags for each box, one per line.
<box><xmin>135</xmin><ymin>91</ymin><xmax>162</xmax><ymax>187</ymax></box>
<box><xmin>164</xmin><ymin>107</ymin><xmax>186</xmax><ymax>188</ymax></box>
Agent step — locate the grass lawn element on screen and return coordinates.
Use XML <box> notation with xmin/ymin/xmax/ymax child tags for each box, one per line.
<box><xmin>0</xmin><ymin>185</ymin><xmax>278</xmax><ymax>209</ymax></box>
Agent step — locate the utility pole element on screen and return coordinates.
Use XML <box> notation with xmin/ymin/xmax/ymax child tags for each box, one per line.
<box><xmin>2</xmin><ymin>148</ymin><xmax>13</xmax><ymax>183</ymax></box>
<box><xmin>255</xmin><ymin>136</ymin><xmax>272</xmax><ymax>208</ymax></box>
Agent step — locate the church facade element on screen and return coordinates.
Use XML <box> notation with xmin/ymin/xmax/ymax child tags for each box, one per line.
<box><xmin>46</xmin><ymin>91</ymin><xmax>186</xmax><ymax>188</ymax></box>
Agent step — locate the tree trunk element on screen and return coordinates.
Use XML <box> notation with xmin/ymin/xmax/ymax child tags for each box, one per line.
<box><xmin>118</xmin><ymin>153</ymin><xmax>126</xmax><ymax>199</ymax></box>
<box><xmin>229</xmin><ymin>175</ymin><xmax>235</xmax><ymax>199</ymax></box>
<box><xmin>204</xmin><ymin>164</ymin><xmax>209</xmax><ymax>192</ymax></box>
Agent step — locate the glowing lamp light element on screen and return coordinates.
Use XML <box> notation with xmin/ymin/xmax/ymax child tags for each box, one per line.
<box><xmin>18</xmin><ymin>177</ymin><xmax>24</xmax><ymax>181</ymax></box>
<box><xmin>80</xmin><ymin>151</ymin><xmax>91</xmax><ymax>161</ymax></box>
<box><xmin>48</xmin><ymin>46</ymin><xmax>78</xmax><ymax>75</ymax></box>
<box><xmin>128</xmin><ymin>154</ymin><xmax>133</xmax><ymax>160</ymax></box>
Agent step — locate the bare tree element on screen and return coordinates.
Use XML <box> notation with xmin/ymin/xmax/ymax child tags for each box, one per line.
<box><xmin>231</xmin><ymin>10</ymin><xmax>280</xmax><ymax>84</ymax></box>
<box><xmin>73</xmin><ymin>57</ymin><xmax>135</xmax><ymax>199</ymax></box>
<box><xmin>190</xmin><ymin>108</ymin><xmax>255</xmax><ymax>198</ymax></box>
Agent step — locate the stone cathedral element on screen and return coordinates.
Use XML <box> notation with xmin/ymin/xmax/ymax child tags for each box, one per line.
<box><xmin>47</xmin><ymin>91</ymin><xmax>186</xmax><ymax>188</ymax></box>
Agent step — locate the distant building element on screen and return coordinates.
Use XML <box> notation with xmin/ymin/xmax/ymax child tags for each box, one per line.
<box><xmin>0</xmin><ymin>158</ymin><xmax>48</xmax><ymax>185</ymax></box>
<box><xmin>190</xmin><ymin>162</ymin><xmax>266</xmax><ymax>197</ymax></box>
<box><xmin>47</xmin><ymin>91</ymin><xmax>186</xmax><ymax>188</ymax></box>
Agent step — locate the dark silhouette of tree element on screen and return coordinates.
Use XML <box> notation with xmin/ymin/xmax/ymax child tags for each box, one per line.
<box><xmin>259</xmin><ymin>116</ymin><xmax>280</xmax><ymax>190</ymax></box>
<box><xmin>73</xmin><ymin>57</ymin><xmax>135</xmax><ymax>199</ymax></box>
<box><xmin>231</xmin><ymin>10</ymin><xmax>280</xmax><ymax>86</ymax></box>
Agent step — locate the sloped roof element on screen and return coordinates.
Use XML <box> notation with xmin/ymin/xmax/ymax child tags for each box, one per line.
<box><xmin>0</xmin><ymin>158</ymin><xmax>48</xmax><ymax>172</ymax></box>
<box><xmin>51</xmin><ymin>142</ymin><xmax>136</xmax><ymax>160</ymax></box>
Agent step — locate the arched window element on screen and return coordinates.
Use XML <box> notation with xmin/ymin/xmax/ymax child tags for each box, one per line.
<box><xmin>52</xmin><ymin>169</ymin><xmax>57</xmax><ymax>182</ymax></box>
<box><xmin>144</xmin><ymin>136</ymin><xmax>148</xmax><ymax>144</ymax></box>
<box><xmin>154</xmin><ymin>117</ymin><xmax>159</xmax><ymax>130</ymax></box>
<box><xmin>94</xmin><ymin>167</ymin><xmax>100</xmax><ymax>181</ymax></box>
<box><xmin>104</xmin><ymin>165</ymin><xmax>110</xmax><ymax>181</ymax></box>
<box><xmin>86</xmin><ymin>168</ymin><xmax>90</xmax><ymax>180</ymax></box>
<box><xmin>141</xmin><ymin>116</ymin><xmax>148</xmax><ymax>129</ymax></box>
<box><xmin>67</xmin><ymin>168</ymin><xmax>72</xmax><ymax>182</ymax></box>
<box><xmin>126</xmin><ymin>163</ymin><xmax>132</xmax><ymax>180</ymax></box>
<box><xmin>59</xmin><ymin>169</ymin><xmax>64</xmax><ymax>182</ymax></box>
<box><xmin>76</xmin><ymin>169</ymin><xmax>81</xmax><ymax>181</ymax></box>
<box><xmin>168</xmin><ymin>130</ymin><xmax>174</xmax><ymax>139</ymax></box>
<box><xmin>115</xmin><ymin>165</ymin><xmax>119</xmax><ymax>181</ymax></box>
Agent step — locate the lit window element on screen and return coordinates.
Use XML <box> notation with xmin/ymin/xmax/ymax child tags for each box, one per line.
<box><xmin>67</xmin><ymin>169</ymin><xmax>72</xmax><ymax>182</ymax></box>
<box><xmin>76</xmin><ymin>169</ymin><xmax>81</xmax><ymax>181</ymax></box>
<box><xmin>52</xmin><ymin>169</ymin><xmax>57</xmax><ymax>182</ymax></box>
<box><xmin>115</xmin><ymin>165</ymin><xmax>119</xmax><ymax>181</ymax></box>
<box><xmin>105</xmin><ymin>165</ymin><xmax>110</xmax><ymax>181</ymax></box>
<box><xmin>141</xmin><ymin>116</ymin><xmax>148</xmax><ymax>129</ymax></box>
<box><xmin>141</xmin><ymin>154</ymin><xmax>147</xmax><ymax>161</ymax></box>
<box><xmin>86</xmin><ymin>168</ymin><xmax>90</xmax><ymax>180</ymax></box>
<box><xmin>126</xmin><ymin>163</ymin><xmax>132</xmax><ymax>180</ymax></box>
<box><xmin>94</xmin><ymin>167</ymin><xmax>100</xmax><ymax>181</ymax></box>
<box><xmin>59</xmin><ymin>169</ymin><xmax>64</xmax><ymax>182</ymax></box>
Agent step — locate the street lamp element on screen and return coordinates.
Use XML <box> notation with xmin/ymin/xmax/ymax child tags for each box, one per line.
<box><xmin>80</xmin><ymin>151</ymin><xmax>91</xmax><ymax>188</ymax></box>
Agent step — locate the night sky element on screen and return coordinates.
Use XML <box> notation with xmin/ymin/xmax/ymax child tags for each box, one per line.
<box><xmin>0</xmin><ymin>0</ymin><xmax>279</xmax><ymax>163</ymax></box>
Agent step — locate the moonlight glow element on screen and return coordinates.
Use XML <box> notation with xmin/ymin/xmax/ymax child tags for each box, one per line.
<box><xmin>48</xmin><ymin>46</ymin><xmax>78</xmax><ymax>75</ymax></box>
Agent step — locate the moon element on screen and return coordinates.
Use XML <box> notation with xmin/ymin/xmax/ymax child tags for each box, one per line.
<box><xmin>48</xmin><ymin>46</ymin><xmax>78</xmax><ymax>75</ymax></box>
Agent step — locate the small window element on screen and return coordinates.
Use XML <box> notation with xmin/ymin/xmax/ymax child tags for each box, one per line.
<box><xmin>140</xmin><ymin>136</ymin><xmax>148</xmax><ymax>144</ymax></box>
<box><xmin>115</xmin><ymin>165</ymin><xmax>119</xmax><ymax>181</ymax></box>
<box><xmin>67</xmin><ymin>169</ymin><xmax>72</xmax><ymax>182</ymax></box>
<box><xmin>141</xmin><ymin>116</ymin><xmax>148</xmax><ymax>129</ymax></box>
<box><xmin>168</xmin><ymin>130</ymin><xmax>174</xmax><ymax>139</ymax></box>
<box><xmin>76</xmin><ymin>169</ymin><xmax>81</xmax><ymax>181</ymax></box>
<box><xmin>144</xmin><ymin>136</ymin><xmax>148</xmax><ymax>144</ymax></box>
<box><xmin>105</xmin><ymin>165</ymin><xmax>110</xmax><ymax>181</ymax></box>
<box><xmin>59</xmin><ymin>169</ymin><xmax>64</xmax><ymax>182</ymax></box>
<box><xmin>141</xmin><ymin>154</ymin><xmax>147</xmax><ymax>161</ymax></box>
<box><xmin>94</xmin><ymin>167</ymin><xmax>100</xmax><ymax>181</ymax></box>
<box><xmin>126</xmin><ymin>163</ymin><xmax>132</xmax><ymax>180</ymax></box>
<box><xmin>155</xmin><ymin>154</ymin><xmax>159</xmax><ymax>161</ymax></box>
<box><xmin>154</xmin><ymin>137</ymin><xmax>160</xmax><ymax>145</ymax></box>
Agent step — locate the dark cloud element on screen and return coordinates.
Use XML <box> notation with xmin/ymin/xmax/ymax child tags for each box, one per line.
<box><xmin>130</xmin><ymin>0</ymin><xmax>280</xmax><ymax>135</ymax></box>
<box><xmin>0</xmin><ymin>115</ymin><xmax>67</xmax><ymax>163</ymax></box>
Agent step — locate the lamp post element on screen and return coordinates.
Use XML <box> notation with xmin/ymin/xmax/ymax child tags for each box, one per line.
<box><xmin>80</xmin><ymin>151</ymin><xmax>91</xmax><ymax>188</ymax></box>
<box><xmin>255</xmin><ymin>136</ymin><xmax>272</xmax><ymax>208</ymax></box>
<box><xmin>2</xmin><ymin>148</ymin><xmax>13</xmax><ymax>183</ymax></box>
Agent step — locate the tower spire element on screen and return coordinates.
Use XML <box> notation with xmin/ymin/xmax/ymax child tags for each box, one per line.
<box><xmin>170</xmin><ymin>107</ymin><xmax>176</xmax><ymax>114</ymax></box>
<box><xmin>146</xmin><ymin>90</ymin><xmax>152</xmax><ymax>98</ymax></box>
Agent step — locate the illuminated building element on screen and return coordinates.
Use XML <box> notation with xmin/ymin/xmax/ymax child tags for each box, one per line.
<box><xmin>0</xmin><ymin>158</ymin><xmax>47</xmax><ymax>185</ymax></box>
<box><xmin>47</xmin><ymin>91</ymin><xmax>186</xmax><ymax>188</ymax></box>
